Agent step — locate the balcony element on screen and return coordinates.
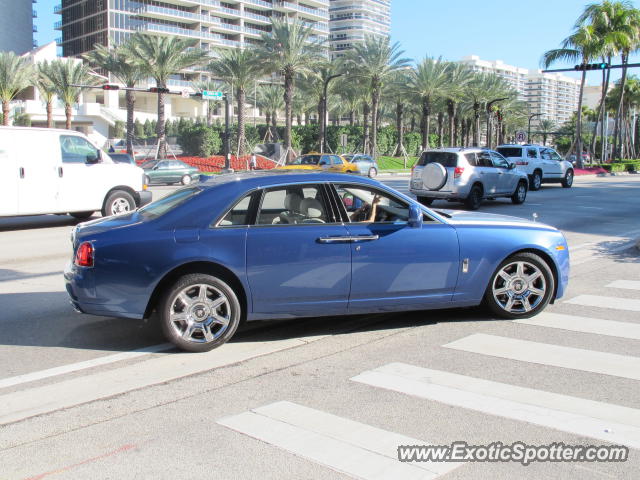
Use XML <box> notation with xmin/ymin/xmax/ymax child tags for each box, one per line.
<box><xmin>54</xmin><ymin>4</ymin><xmax>61</xmax><ymax>13</ymax></box>
<box><xmin>134</xmin><ymin>5</ymin><xmax>204</xmax><ymax>24</ymax></box>
<box><xmin>54</xmin><ymin>20</ymin><xmax>62</xmax><ymax>29</ymax></box>
<box><xmin>243</xmin><ymin>11</ymin><xmax>271</xmax><ymax>23</ymax></box>
<box><xmin>243</xmin><ymin>0</ymin><xmax>273</xmax><ymax>9</ymax></box>
<box><xmin>135</xmin><ymin>23</ymin><xmax>222</xmax><ymax>41</ymax></box>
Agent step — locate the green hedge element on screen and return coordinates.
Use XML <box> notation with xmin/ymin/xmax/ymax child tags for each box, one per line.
<box><xmin>602</xmin><ymin>161</ymin><xmax>640</xmax><ymax>173</ymax></box>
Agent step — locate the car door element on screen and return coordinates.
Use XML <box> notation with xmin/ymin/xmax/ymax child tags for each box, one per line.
<box><xmin>539</xmin><ymin>148</ymin><xmax>557</xmax><ymax>177</ymax></box>
<box><xmin>0</xmin><ymin>141</ymin><xmax>18</xmax><ymax>215</ymax></box>
<box><xmin>545</xmin><ymin>149</ymin><xmax>564</xmax><ymax>177</ymax></box>
<box><xmin>476</xmin><ymin>152</ymin><xmax>499</xmax><ymax>195</ymax></box>
<box><xmin>490</xmin><ymin>151</ymin><xmax>518</xmax><ymax>194</ymax></box>
<box><xmin>245</xmin><ymin>184</ymin><xmax>352</xmax><ymax>315</ymax></box>
<box><xmin>332</xmin><ymin>183</ymin><xmax>460</xmax><ymax>312</ymax></box>
<box><xmin>318</xmin><ymin>155</ymin><xmax>332</xmax><ymax>171</ymax></box>
<box><xmin>152</xmin><ymin>161</ymin><xmax>172</xmax><ymax>183</ymax></box>
<box><xmin>329</xmin><ymin>155</ymin><xmax>345</xmax><ymax>172</ymax></box>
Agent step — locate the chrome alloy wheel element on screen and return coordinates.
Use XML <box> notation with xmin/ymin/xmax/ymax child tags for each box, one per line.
<box><xmin>516</xmin><ymin>184</ymin><xmax>526</xmax><ymax>202</ymax></box>
<box><xmin>110</xmin><ymin>198</ymin><xmax>131</xmax><ymax>215</ymax></box>
<box><xmin>492</xmin><ymin>261</ymin><xmax>546</xmax><ymax>314</ymax></box>
<box><xmin>169</xmin><ymin>284</ymin><xmax>231</xmax><ymax>344</ymax></box>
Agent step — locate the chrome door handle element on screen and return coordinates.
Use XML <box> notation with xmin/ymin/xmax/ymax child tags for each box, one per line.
<box><xmin>352</xmin><ymin>235</ymin><xmax>379</xmax><ymax>242</ymax></box>
<box><xmin>318</xmin><ymin>236</ymin><xmax>353</xmax><ymax>243</ymax></box>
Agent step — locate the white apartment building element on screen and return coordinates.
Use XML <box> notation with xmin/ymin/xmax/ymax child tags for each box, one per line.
<box><xmin>329</xmin><ymin>0</ymin><xmax>391</xmax><ymax>56</ymax></box>
<box><xmin>458</xmin><ymin>55</ymin><xmax>582</xmax><ymax>126</ymax></box>
<box><xmin>0</xmin><ymin>0</ymin><xmax>36</xmax><ymax>54</ymax></box>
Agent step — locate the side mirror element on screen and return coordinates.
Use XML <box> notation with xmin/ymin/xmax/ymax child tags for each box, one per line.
<box><xmin>508</xmin><ymin>162</ymin><xmax>516</xmax><ymax>170</ymax></box>
<box><xmin>408</xmin><ymin>204</ymin><xmax>423</xmax><ymax>228</ymax></box>
<box><xmin>86</xmin><ymin>151</ymin><xmax>100</xmax><ymax>164</ymax></box>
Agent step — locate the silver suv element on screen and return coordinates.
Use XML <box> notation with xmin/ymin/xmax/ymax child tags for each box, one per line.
<box><xmin>409</xmin><ymin>148</ymin><xmax>529</xmax><ymax>210</ymax></box>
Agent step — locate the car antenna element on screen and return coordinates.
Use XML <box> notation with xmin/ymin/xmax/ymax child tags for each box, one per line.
<box><xmin>532</xmin><ymin>212</ymin><xmax>538</xmax><ymax>223</ymax></box>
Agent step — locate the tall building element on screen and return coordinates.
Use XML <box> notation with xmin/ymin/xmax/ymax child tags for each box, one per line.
<box><xmin>329</xmin><ymin>0</ymin><xmax>391</xmax><ymax>56</ymax></box>
<box><xmin>0</xmin><ymin>0</ymin><xmax>36</xmax><ymax>54</ymax></box>
<box><xmin>458</xmin><ymin>55</ymin><xmax>582</xmax><ymax>127</ymax></box>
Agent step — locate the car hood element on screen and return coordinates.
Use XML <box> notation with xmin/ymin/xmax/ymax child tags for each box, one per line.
<box><xmin>434</xmin><ymin>209</ymin><xmax>557</xmax><ymax>231</ymax></box>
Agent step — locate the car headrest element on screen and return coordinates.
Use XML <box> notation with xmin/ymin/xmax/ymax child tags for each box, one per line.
<box><xmin>300</xmin><ymin>198</ymin><xmax>323</xmax><ymax>219</ymax></box>
<box><xmin>284</xmin><ymin>193</ymin><xmax>303</xmax><ymax>212</ymax></box>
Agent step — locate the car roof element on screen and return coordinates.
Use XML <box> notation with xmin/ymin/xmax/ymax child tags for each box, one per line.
<box><xmin>423</xmin><ymin>147</ymin><xmax>488</xmax><ymax>153</ymax></box>
<box><xmin>199</xmin><ymin>170</ymin><xmax>380</xmax><ymax>190</ymax></box>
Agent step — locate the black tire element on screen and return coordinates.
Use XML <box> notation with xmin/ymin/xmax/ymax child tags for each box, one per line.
<box><xmin>160</xmin><ymin>273</ymin><xmax>241</xmax><ymax>352</ymax></box>
<box><xmin>368</xmin><ymin>167</ymin><xmax>377</xmax><ymax>178</ymax></box>
<box><xmin>181</xmin><ymin>174</ymin><xmax>192</xmax><ymax>185</ymax></box>
<box><xmin>511</xmin><ymin>180</ymin><xmax>528</xmax><ymax>204</ymax></box>
<box><xmin>144</xmin><ymin>175</ymin><xmax>151</xmax><ymax>185</ymax></box>
<box><xmin>484</xmin><ymin>252</ymin><xmax>555</xmax><ymax>320</ymax></box>
<box><xmin>529</xmin><ymin>170</ymin><xmax>542</xmax><ymax>191</ymax></box>
<box><xmin>102</xmin><ymin>190</ymin><xmax>136</xmax><ymax>217</ymax></box>
<box><xmin>464</xmin><ymin>185</ymin><xmax>482</xmax><ymax>210</ymax></box>
<box><xmin>70</xmin><ymin>211</ymin><xmax>94</xmax><ymax>220</ymax></box>
<box><xmin>417</xmin><ymin>196</ymin><xmax>433</xmax><ymax>206</ymax></box>
<box><xmin>562</xmin><ymin>169</ymin><xmax>574</xmax><ymax>188</ymax></box>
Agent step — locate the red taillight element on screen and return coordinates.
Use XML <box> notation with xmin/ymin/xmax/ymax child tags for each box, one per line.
<box><xmin>516</xmin><ymin>161</ymin><xmax>529</xmax><ymax>166</ymax></box>
<box><xmin>454</xmin><ymin>166</ymin><xmax>464</xmax><ymax>178</ymax></box>
<box><xmin>75</xmin><ymin>242</ymin><xmax>94</xmax><ymax>267</ymax></box>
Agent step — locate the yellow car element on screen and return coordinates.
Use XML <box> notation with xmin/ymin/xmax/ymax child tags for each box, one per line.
<box><xmin>278</xmin><ymin>153</ymin><xmax>359</xmax><ymax>173</ymax></box>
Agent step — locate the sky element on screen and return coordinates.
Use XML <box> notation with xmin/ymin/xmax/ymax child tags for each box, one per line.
<box><xmin>35</xmin><ymin>0</ymin><xmax>640</xmax><ymax>83</ymax></box>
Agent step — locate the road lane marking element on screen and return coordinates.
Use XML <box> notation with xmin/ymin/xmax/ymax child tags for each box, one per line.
<box><xmin>607</xmin><ymin>280</ymin><xmax>640</xmax><ymax>291</ymax></box>
<box><xmin>218</xmin><ymin>401</ymin><xmax>460</xmax><ymax>479</ymax></box>
<box><xmin>514</xmin><ymin>312</ymin><xmax>640</xmax><ymax>340</ymax></box>
<box><xmin>0</xmin><ymin>343</ymin><xmax>174</xmax><ymax>390</ymax></box>
<box><xmin>0</xmin><ymin>336</ymin><xmax>326</xmax><ymax>426</ymax></box>
<box><xmin>351</xmin><ymin>363</ymin><xmax>640</xmax><ymax>449</ymax></box>
<box><xmin>443</xmin><ymin>334</ymin><xmax>640</xmax><ymax>381</ymax></box>
<box><xmin>565</xmin><ymin>295</ymin><xmax>640</xmax><ymax>312</ymax></box>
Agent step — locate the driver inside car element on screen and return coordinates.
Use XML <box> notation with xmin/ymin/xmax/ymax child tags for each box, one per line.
<box><xmin>349</xmin><ymin>194</ymin><xmax>381</xmax><ymax>222</ymax></box>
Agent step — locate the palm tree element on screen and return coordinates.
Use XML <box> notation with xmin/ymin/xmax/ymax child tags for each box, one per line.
<box><xmin>408</xmin><ymin>56</ymin><xmax>450</xmax><ymax>150</ymax></box>
<box><xmin>209</xmin><ymin>47</ymin><xmax>263</xmax><ymax>156</ymax></box>
<box><xmin>85</xmin><ymin>43</ymin><xmax>146</xmax><ymax>155</ymax></box>
<box><xmin>127</xmin><ymin>34</ymin><xmax>207</xmax><ymax>158</ymax></box>
<box><xmin>386</xmin><ymin>69</ymin><xmax>412</xmax><ymax>159</ymax></box>
<box><xmin>258</xmin><ymin>84</ymin><xmax>283</xmax><ymax>141</ymax></box>
<box><xmin>35</xmin><ymin>61</ymin><xmax>57</xmax><ymax>128</ymax></box>
<box><xmin>0</xmin><ymin>52</ymin><xmax>33</xmax><ymax>126</ymax></box>
<box><xmin>542</xmin><ymin>25</ymin><xmax>602</xmax><ymax>168</ymax></box>
<box><xmin>344</xmin><ymin>35</ymin><xmax>410</xmax><ymax>157</ymax></box>
<box><xmin>42</xmin><ymin>59</ymin><xmax>97</xmax><ymax>130</ymax></box>
<box><xmin>258</xmin><ymin>18</ymin><xmax>325</xmax><ymax>156</ymax></box>
<box><xmin>192</xmin><ymin>79</ymin><xmax>224</xmax><ymax>125</ymax></box>
<box><xmin>443</xmin><ymin>63</ymin><xmax>473</xmax><ymax>147</ymax></box>
<box><xmin>537</xmin><ymin>119</ymin><xmax>558</xmax><ymax>146</ymax></box>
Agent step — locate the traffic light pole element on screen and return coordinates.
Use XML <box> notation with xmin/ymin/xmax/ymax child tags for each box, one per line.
<box><xmin>542</xmin><ymin>62</ymin><xmax>640</xmax><ymax>73</ymax></box>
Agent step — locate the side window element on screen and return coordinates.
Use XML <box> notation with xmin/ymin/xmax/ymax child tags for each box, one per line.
<box><xmin>60</xmin><ymin>135</ymin><xmax>99</xmax><ymax>163</ymax></box>
<box><xmin>318</xmin><ymin>155</ymin><xmax>330</xmax><ymax>166</ymax></box>
<box><xmin>464</xmin><ymin>153</ymin><xmax>477</xmax><ymax>166</ymax></box>
<box><xmin>257</xmin><ymin>185</ymin><xmax>329</xmax><ymax>225</ymax></box>
<box><xmin>335</xmin><ymin>185</ymin><xmax>410</xmax><ymax>224</ymax></box>
<box><xmin>549</xmin><ymin>150</ymin><xmax>563</xmax><ymax>161</ymax></box>
<box><xmin>527</xmin><ymin>148</ymin><xmax>538</xmax><ymax>159</ymax></box>
<box><xmin>331</xmin><ymin>155</ymin><xmax>342</xmax><ymax>165</ymax></box>
<box><xmin>491</xmin><ymin>152</ymin><xmax>509</xmax><ymax>168</ymax></box>
<box><xmin>477</xmin><ymin>153</ymin><xmax>493</xmax><ymax>167</ymax></box>
<box><xmin>540</xmin><ymin>149</ymin><xmax>552</xmax><ymax>160</ymax></box>
<box><xmin>218</xmin><ymin>193</ymin><xmax>254</xmax><ymax>227</ymax></box>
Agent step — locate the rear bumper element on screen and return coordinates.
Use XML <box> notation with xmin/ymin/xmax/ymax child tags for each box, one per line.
<box><xmin>409</xmin><ymin>184</ymin><xmax>471</xmax><ymax>199</ymax></box>
<box><xmin>135</xmin><ymin>190</ymin><xmax>152</xmax><ymax>208</ymax></box>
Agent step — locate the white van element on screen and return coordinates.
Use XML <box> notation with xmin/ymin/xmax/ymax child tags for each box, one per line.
<box><xmin>0</xmin><ymin>127</ymin><xmax>151</xmax><ymax>218</ymax></box>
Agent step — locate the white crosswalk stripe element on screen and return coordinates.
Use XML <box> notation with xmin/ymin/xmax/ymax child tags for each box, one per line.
<box><xmin>514</xmin><ymin>312</ymin><xmax>640</xmax><ymax>340</ymax></box>
<box><xmin>607</xmin><ymin>280</ymin><xmax>640</xmax><ymax>291</ymax></box>
<box><xmin>351</xmin><ymin>363</ymin><xmax>640</xmax><ymax>449</ymax></box>
<box><xmin>443</xmin><ymin>333</ymin><xmax>640</xmax><ymax>381</ymax></box>
<box><xmin>218</xmin><ymin>401</ymin><xmax>462</xmax><ymax>480</ymax></box>
<box><xmin>565</xmin><ymin>294</ymin><xmax>640</xmax><ymax>312</ymax></box>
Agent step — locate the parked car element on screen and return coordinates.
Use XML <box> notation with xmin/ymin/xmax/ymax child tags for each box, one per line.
<box><xmin>0</xmin><ymin>127</ymin><xmax>151</xmax><ymax>218</ymax></box>
<box><xmin>65</xmin><ymin>171</ymin><xmax>569</xmax><ymax>352</ymax></box>
<box><xmin>279</xmin><ymin>153</ymin><xmax>359</xmax><ymax>174</ymax></box>
<box><xmin>142</xmin><ymin>159</ymin><xmax>200</xmax><ymax>185</ymax></box>
<box><xmin>410</xmin><ymin>148</ymin><xmax>529</xmax><ymax>210</ymax></box>
<box><xmin>496</xmin><ymin>144</ymin><xmax>574</xmax><ymax>190</ymax></box>
<box><xmin>567</xmin><ymin>152</ymin><xmax>590</xmax><ymax>166</ymax></box>
<box><xmin>109</xmin><ymin>153</ymin><xmax>137</xmax><ymax>165</ymax></box>
<box><xmin>342</xmin><ymin>154</ymin><xmax>379</xmax><ymax>177</ymax></box>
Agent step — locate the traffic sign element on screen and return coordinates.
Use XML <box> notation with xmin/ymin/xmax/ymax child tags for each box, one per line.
<box><xmin>181</xmin><ymin>89</ymin><xmax>190</xmax><ymax>99</ymax></box>
<box><xmin>202</xmin><ymin>90</ymin><xmax>224</xmax><ymax>99</ymax></box>
<box><xmin>515</xmin><ymin>130</ymin><xmax>527</xmax><ymax>143</ymax></box>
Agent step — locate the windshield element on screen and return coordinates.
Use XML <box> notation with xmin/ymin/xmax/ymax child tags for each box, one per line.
<box><xmin>342</xmin><ymin>155</ymin><xmax>354</xmax><ymax>162</ymax></box>
<box><xmin>289</xmin><ymin>155</ymin><xmax>321</xmax><ymax>166</ymax></box>
<box><xmin>138</xmin><ymin>186</ymin><xmax>201</xmax><ymax>219</ymax></box>
<box><xmin>496</xmin><ymin>147</ymin><xmax>523</xmax><ymax>158</ymax></box>
<box><xmin>417</xmin><ymin>152</ymin><xmax>458</xmax><ymax>167</ymax></box>
<box><xmin>141</xmin><ymin>160</ymin><xmax>157</xmax><ymax>169</ymax></box>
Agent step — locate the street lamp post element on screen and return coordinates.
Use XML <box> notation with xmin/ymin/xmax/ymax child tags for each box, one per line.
<box><xmin>320</xmin><ymin>73</ymin><xmax>345</xmax><ymax>153</ymax></box>
<box><xmin>528</xmin><ymin>113</ymin><xmax>542</xmax><ymax>144</ymax></box>
<box><xmin>222</xmin><ymin>93</ymin><xmax>233</xmax><ymax>173</ymax></box>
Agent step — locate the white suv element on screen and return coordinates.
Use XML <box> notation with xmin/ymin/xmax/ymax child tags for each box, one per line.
<box><xmin>496</xmin><ymin>144</ymin><xmax>574</xmax><ymax>190</ymax></box>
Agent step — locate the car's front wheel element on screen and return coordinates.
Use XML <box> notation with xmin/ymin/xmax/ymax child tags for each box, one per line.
<box><xmin>562</xmin><ymin>170</ymin><xmax>574</xmax><ymax>188</ymax></box>
<box><xmin>144</xmin><ymin>175</ymin><xmax>151</xmax><ymax>185</ymax></box>
<box><xmin>511</xmin><ymin>181</ymin><xmax>527</xmax><ymax>204</ymax></box>
<box><xmin>160</xmin><ymin>273</ymin><xmax>241</xmax><ymax>352</ymax></box>
<box><xmin>181</xmin><ymin>174</ymin><xmax>192</xmax><ymax>185</ymax></box>
<box><xmin>102</xmin><ymin>190</ymin><xmax>135</xmax><ymax>217</ymax></box>
<box><xmin>484</xmin><ymin>252</ymin><xmax>554</xmax><ymax>319</ymax></box>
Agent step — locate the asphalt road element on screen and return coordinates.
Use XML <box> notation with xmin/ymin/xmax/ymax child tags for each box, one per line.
<box><xmin>0</xmin><ymin>174</ymin><xmax>639</xmax><ymax>479</ymax></box>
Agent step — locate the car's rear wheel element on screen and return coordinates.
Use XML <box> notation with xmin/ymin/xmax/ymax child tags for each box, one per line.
<box><xmin>464</xmin><ymin>185</ymin><xmax>483</xmax><ymax>210</ymax></box>
<box><xmin>530</xmin><ymin>170</ymin><xmax>542</xmax><ymax>191</ymax></box>
<box><xmin>69</xmin><ymin>211</ymin><xmax>94</xmax><ymax>220</ymax></box>
<box><xmin>368</xmin><ymin>167</ymin><xmax>377</xmax><ymax>178</ymax></box>
<box><xmin>417</xmin><ymin>196</ymin><xmax>433</xmax><ymax>206</ymax></box>
<box><xmin>102</xmin><ymin>190</ymin><xmax>135</xmax><ymax>217</ymax></box>
<box><xmin>181</xmin><ymin>174</ymin><xmax>192</xmax><ymax>185</ymax></box>
<box><xmin>562</xmin><ymin>170</ymin><xmax>574</xmax><ymax>188</ymax></box>
<box><xmin>484</xmin><ymin>252</ymin><xmax>554</xmax><ymax>319</ymax></box>
<box><xmin>160</xmin><ymin>273</ymin><xmax>241</xmax><ymax>352</ymax></box>
<box><xmin>511</xmin><ymin>181</ymin><xmax>528</xmax><ymax>204</ymax></box>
